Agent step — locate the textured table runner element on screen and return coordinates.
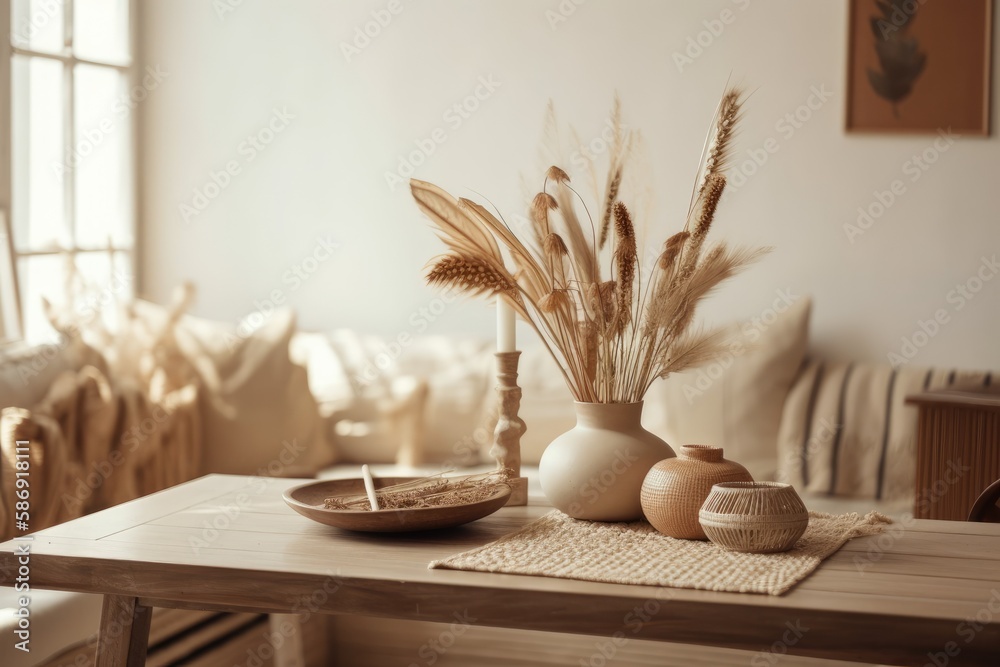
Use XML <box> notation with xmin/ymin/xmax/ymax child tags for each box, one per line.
<box><xmin>430</xmin><ymin>510</ymin><xmax>891</xmax><ymax>595</ymax></box>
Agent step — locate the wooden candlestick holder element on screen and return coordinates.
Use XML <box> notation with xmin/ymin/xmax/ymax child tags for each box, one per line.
<box><xmin>492</xmin><ymin>351</ymin><xmax>529</xmax><ymax>506</ymax></box>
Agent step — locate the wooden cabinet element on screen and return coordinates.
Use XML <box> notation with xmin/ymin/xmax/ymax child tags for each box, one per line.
<box><xmin>906</xmin><ymin>388</ymin><xmax>1000</xmax><ymax>520</ymax></box>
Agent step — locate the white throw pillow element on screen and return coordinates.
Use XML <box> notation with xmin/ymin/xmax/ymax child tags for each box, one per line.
<box><xmin>643</xmin><ymin>298</ymin><xmax>812</xmax><ymax>480</ymax></box>
<box><xmin>133</xmin><ymin>302</ymin><xmax>332</xmax><ymax>477</ymax></box>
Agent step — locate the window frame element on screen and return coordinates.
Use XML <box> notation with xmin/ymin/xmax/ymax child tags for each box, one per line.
<box><xmin>0</xmin><ymin>0</ymin><xmax>139</xmax><ymax>345</ymax></box>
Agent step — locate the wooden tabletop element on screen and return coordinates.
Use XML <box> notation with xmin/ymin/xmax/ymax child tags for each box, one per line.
<box><xmin>2</xmin><ymin>474</ymin><xmax>999</xmax><ymax>667</ymax></box>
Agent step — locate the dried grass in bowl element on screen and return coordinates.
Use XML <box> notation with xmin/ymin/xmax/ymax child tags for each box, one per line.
<box><xmin>324</xmin><ymin>470</ymin><xmax>511</xmax><ymax>511</ymax></box>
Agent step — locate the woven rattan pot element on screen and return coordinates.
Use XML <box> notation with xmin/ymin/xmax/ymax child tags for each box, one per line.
<box><xmin>640</xmin><ymin>445</ymin><xmax>753</xmax><ymax>539</ymax></box>
<box><xmin>698</xmin><ymin>481</ymin><xmax>809</xmax><ymax>554</ymax></box>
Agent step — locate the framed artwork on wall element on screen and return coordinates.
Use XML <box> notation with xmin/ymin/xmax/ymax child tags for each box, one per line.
<box><xmin>846</xmin><ymin>0</ymin><xmax>992</xmax><ymax>135</ymax></box>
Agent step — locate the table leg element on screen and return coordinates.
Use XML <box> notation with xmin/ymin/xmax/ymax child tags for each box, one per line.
<box><xmin>94</xmin><ymin>595</ymin><xmax>153</xmax><ymax>667</ymax></box>
<box><xmin>270</xmin><ymin>613</ymin><xmax>305</xmax><ymax>667</ymax></box>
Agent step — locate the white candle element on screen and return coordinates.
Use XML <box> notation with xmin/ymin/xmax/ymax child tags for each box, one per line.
<box><xmin>497</xmin><ymin>297</ymin><xmax>516</xmax><ymax>352</ymax></box>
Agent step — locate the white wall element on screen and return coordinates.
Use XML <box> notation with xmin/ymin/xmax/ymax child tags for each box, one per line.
<box><xmin>138</xmin><ymin>0</ymin><xmax>1000</xmax><ymax>370</ymax></box>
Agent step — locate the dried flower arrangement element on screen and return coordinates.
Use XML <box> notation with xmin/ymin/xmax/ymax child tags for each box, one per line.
<box><xmin>324</xmin><ymin>470</ymin><xmax>511</xmax><ymax>511</ymax></box>
<box><xmin>411</xmin><ymin>86</ymin><xmax>769</xmax><ymax>404</ymax></box>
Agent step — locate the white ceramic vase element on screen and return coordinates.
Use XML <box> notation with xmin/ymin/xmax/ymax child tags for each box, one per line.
<box><xmin>538</xmin><ymin>402</ymin><xmax>674</xmax><ymax>521</ymax></box>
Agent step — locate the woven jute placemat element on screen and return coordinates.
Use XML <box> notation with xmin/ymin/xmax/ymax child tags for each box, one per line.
<box><xmin>430</xmin><ymin>510</ymin><xmax>891</xmax><ymax>595</ymax></box>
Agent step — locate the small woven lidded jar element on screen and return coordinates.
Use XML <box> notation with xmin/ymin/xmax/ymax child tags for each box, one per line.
<box><xmin>699</xmin><ymin>481</ymin><xmax>809</xmax><ymax>554</ymax></box>
<box><xmin>640</xmin><ymin>445</ymin><xmax>753</xmax><ymax>539</ymax></box>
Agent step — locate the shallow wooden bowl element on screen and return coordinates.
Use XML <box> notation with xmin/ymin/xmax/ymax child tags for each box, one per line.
<box><xmin>283</xmin><ymin>477</ymin><xmax>511</xmax><ymax>533</ymax></box>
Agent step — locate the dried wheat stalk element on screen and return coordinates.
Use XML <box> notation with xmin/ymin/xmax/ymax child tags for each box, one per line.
<box><xmin>411</xmin><ymin>86</ymin><xmax>768</xmax><ymax>404</ymax></box>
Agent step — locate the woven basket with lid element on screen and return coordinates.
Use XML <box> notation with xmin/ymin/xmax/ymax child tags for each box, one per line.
<box><xmin>640</xmin><ymin>445</ymin><xmax>753</xmax><ymax>539</ymax></box>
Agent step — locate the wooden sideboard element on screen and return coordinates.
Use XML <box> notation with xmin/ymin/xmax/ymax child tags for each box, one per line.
<box><xmin>906</xmin><ymin>387</ymin><xmax>1000</xmax><ymax>520</ymax></box>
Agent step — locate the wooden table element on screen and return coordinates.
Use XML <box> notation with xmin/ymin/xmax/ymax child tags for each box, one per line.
<box><xmin>1</xmin><ymin>474</ymin><xmax>999</xmax><ymax>667</ymax></box>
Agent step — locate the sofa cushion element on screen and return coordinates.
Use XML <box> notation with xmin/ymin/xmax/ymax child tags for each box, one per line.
<box><xmin>776</xmin><ymin>360</ymin><xmax>993</xmax><ymax>501</ymax></box>
<box><xmin>292</xmin><ymin>330</ymin><xmax>492</xmax><ymax>467</ymax></box>
<box><xmin>160</xmin><ymin>307</ymin><xmax>331</xmax><ymax>477</ymax></box>
<box><xmin>642</xmin><ymin>297</ymin><xmax>811</xmax><ymax>479</ymax></box>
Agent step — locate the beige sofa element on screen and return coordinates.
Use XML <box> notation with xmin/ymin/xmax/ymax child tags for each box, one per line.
<box><xmin>300</xmin><ymin>296</ymin><xmax>979</xmax><ymax>519</ymax></box>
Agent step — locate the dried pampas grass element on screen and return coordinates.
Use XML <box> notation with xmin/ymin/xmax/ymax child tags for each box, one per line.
<box><xmin>411</xmin><ymin>85</ymin><xmax>768</xmax><ymax>404</ymax></box>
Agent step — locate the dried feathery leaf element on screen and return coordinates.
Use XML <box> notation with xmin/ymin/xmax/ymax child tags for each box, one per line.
<box><xmin>598</xmin><ymin>96</ymin><xmax>625</xmax><ymax>249</ymax></box>
<box><xmin>459</xmin><ymin>198</ymin><xmax>550</xmax><ymax>302</ymax></box>
<box><xmin>411</xmin><ymin>180</ymin><xmax>502</xmax><ymax>260</ymax></box>
<box><xmin>659</xmin><ymin>327</ymin><xmax>730</xmax><ymax>378</ymax></box>
<box><xmin>598</xmin><ymin>168</ymin><xmax>623</xmax><ymax>249</ymax></box>
<box><xmin>612</xmin><ymin>202</ymin><xmax>636</xmax><ymax>330</ymax></box>
<box><xmin>543</xmin><ymin>232</ymin><xmax>569</xmax><ymax>258</ymax></box>
<box><xmin>539</xmin><ymin>290</ymin><xmax>570</xmax><ymax>313</ymax></box>
<box><xmin>674</xmin><ymin>173</ymin><xmax>727</xmax><ymax>291</ymax></box>
<box><xmin>427</xmin><ymin>254</ymin><xmax>519</xmax><ymax>298</ymax></box>
<box><xmin>658</xmin><ymin>231</ymin><xmax>690</xmax><ymax>271</ymax></box>
<box><xmin>578</xmin><ymin>319</ymin><xmax>598</xmax><ymax>384</ymax></box>
<box><xmin>613</xmin><ymin>202</ymin><xmax>637</xmax><ymax>287</ymax></box>
<box><xmin>598</xmin><ymin>279</ymin><xmax>616</xmax><ymax>324</ymax></box>
<box><xmin>580</xmin><ymin>281</ymin><xmax>599</xmax><ymax>321</ymax></box>
<box><xmin>546</xmin><ymin>165</ymin><xmax>570</xmax><ymax>183</ymax></box>
<box><xmin>694</xmin><ymin>88</ymin><xmax>743</xmax><ymax>205</ymax></box>
<box><xmin>693</xmin><ymin>173</ymin><xmax>726</xmax><ymax>242</ymax></box>
<box><xmin>532</xmin><ymin>192</ymin><xmax>558</xmax><ymax>218</ymax></box>
<box><xmin>683</xmin><ymin>243</ymin><xmax>770</xmax><ymax>305</ymax></box>
<box><xmin>531</xmin><ymin>192</ymin><xmax>558</xmax><ymax>235</ymax></box>
<box><xmin>552</xmin><ymin>181</ymin><xmax>599</xmax><ymax>285</ymax></box>
<box><xmin>651</xmin><ymin>242</ymin><xmax>769</xmax><ymax>345</ymax></box>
